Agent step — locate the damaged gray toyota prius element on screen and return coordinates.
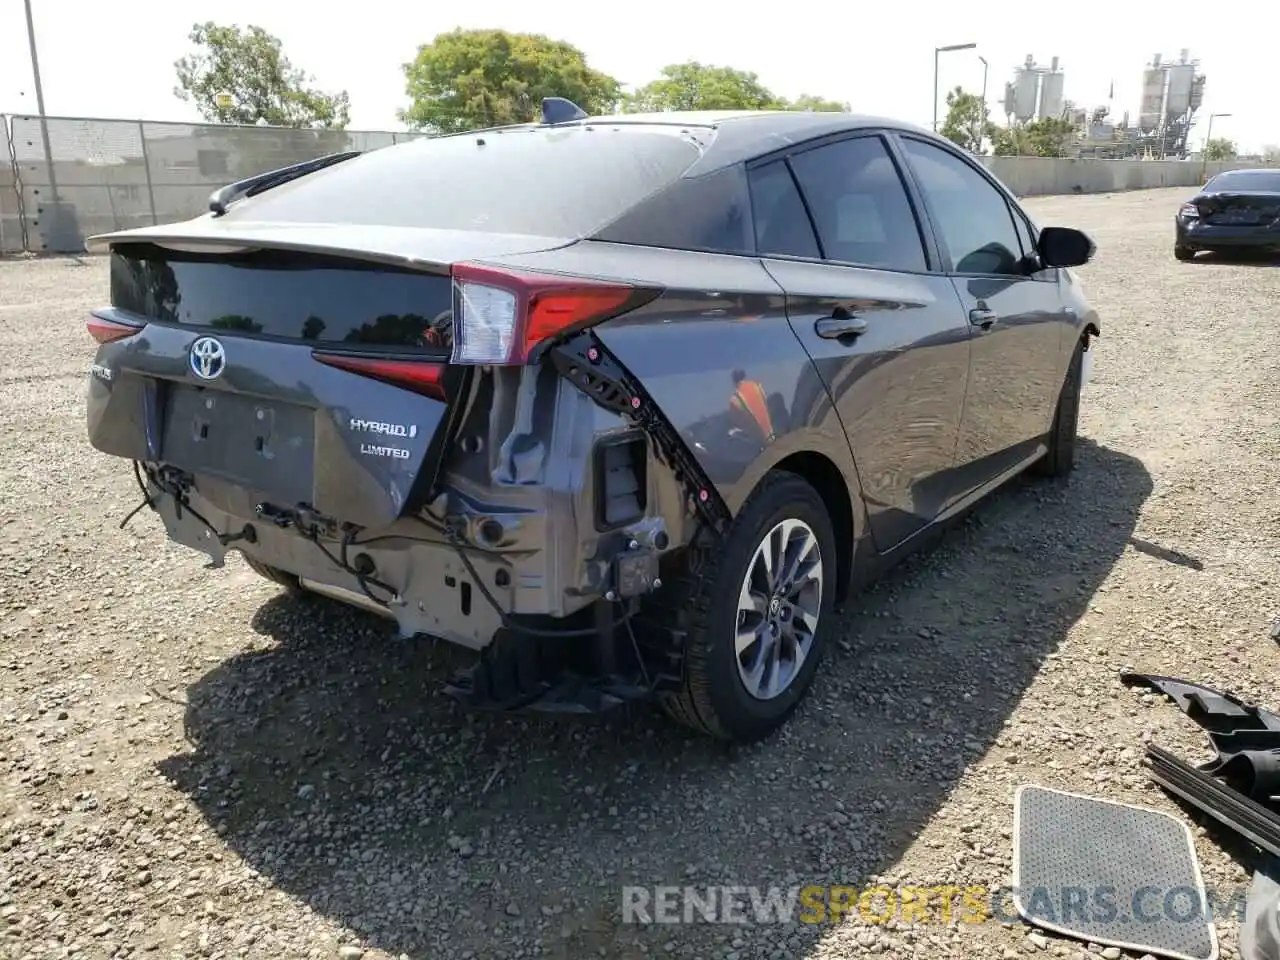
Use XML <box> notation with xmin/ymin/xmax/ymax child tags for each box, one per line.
<box><xmin>85</xmin><ymin>102</ymin><xmax>1100</xmax><ymax>743</ymax></box>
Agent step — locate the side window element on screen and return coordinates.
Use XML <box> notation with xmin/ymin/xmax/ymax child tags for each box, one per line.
<box><xmin>1011</xmin><ymin>209</ymin><xmax>1036</xmax><ymax>259</ymax></box>
<box><xmin>899</xmin><ymin>138</ymin><xmax>1024</xmax><ymax>276</ymax></box>
<box><xmin>786</xmin><ymin>136</ymin><xmax>927</xmax><ymax>272</ymax></box>
<box><xmin>594</xmin><ymin>164</ymin><xmax>754</xmax><ymax>255</ymax></box>
<box><xmin>747</xmin><ymin>161</ymin><xmax>820</xmax><ymax>260</ymax></box>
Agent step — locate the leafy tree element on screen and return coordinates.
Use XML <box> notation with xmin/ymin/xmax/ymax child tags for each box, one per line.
<box><xmin>623</xmin><ymin>62</ymin><xmax>786</xmax><ymax>112</ymax></box>
<box><xmin>990</xmin><ymin>123</ymin><xmax>1026</xmax><ymax>157</ymax></box>
<box><xmin>938</xmin><ymin>86</ymin><xmax>995</xmax><ymax>154</ymax></box>
<box><xmin>175</xmin><ymin>22</ymin><xmax>350</xmax><ymax>128</ymax></box>
<box><xmin>1203</xmin><ymin>137</ymin><xmax>1238</xmax><ymax>161</ymax></box>
<box><xmin>623</xmin><ymin>63</ymin><xmax>848</xmax><ymax>115</ymax></box>
<box><xmin>400</xmin><ymin>29</ymin><xmax>621</xmax><ymax>134</ymax></box>
<box><xmin>785</xmin><ymin>94</ymin><xmax>851</xmax><ymax>113</ymax></box>
<box><xmin>991</xmin><ymin>117</ymin><xmax>1074</xmax><ymax>157</ymax></box>
<box><xmin>1026</xmin><ymin>117</ymin><xmax>1076</xmax><ymax>157</ymax></box>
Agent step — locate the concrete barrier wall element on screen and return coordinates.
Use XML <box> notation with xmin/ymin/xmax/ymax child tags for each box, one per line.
<box><xmin>978</xmin><ymin>156</ymin><xmax>1274</xmax><ymax>198</ymax></box>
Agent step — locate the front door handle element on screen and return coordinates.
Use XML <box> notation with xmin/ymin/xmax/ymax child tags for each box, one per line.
<box><xmin>815</xmin><ymin>314</ymin><xmax>868</xmax><ymax>339</ymax></box>
<box><xmin>969</xmin><ymin>308</ymin><xmax>997</xmax><ymax>329</ymax></box>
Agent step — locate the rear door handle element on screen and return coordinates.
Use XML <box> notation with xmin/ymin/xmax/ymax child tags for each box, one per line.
<box><xmin>969</xmin><ymin>308</ymin><xmax>997</xmax><ymax>329</ymax></box>
<box><xmin>815</xmin><ymin>314</ymin><xmax>868</xmax><ymax>339</ymax></box>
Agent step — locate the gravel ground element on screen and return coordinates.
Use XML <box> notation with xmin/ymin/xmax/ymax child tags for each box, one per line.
<box><xmin>3</xmin><ymin>186</ymin><xmax>1280</xmax><ymax>960</ymax></box>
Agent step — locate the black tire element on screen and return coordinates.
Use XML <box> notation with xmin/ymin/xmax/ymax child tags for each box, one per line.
<box><xmin>1174</xmin><ymin>244</ymin><xmax>1195</xmax><ymax>262</ymax></box>
<box><xmin>656</xmin><ymin>471</ymin><xmax>836</xmax><ymax>743</ymax></box>
<box><xmin>242</xmin><ymin>555</ymin><xmax>301</xmax><ymax>591</ymax></box>
<box><xmin>1033</xmin><ymin>337</ymin><xmax>1085</xmax><ymax>478</ymax></box>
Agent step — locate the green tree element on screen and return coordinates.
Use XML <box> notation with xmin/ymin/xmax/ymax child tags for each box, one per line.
<box><xmin>1026</xmin><ymin>117</ymin><xmax>1075</xmax><ymax>157</ymax></box>
<box><xmin>400</xmin><ymin>29</ymin><xmax>621</xmax><ymax>134</ymax></box>
<box><xmin>785</xmin><ymin>94</ymin><xmax>851</xmax><ymax>113</ymax></box>
<box><xmin>623</xmin><ymin>62</ymin><xmax>786</xmax><ymax>112</ymax></box>
<box><xmin>174</xmin><ymin>22</ymin><xmax>350</xmax><ymax>128</ymax></box>
<box><xmin>938</xmin><ymin>86</ymin><xmax>994</xmax><ymax>154</ymax></box>
<box><xmin>1203</xmin><ymin>137</ymin><xmax>1238</xmax><ymax>161</ymax></box>
<box><xmin>991</xmin><ymin>117</ymin><xmax>1074</xmax><ymax>157</ymax></box>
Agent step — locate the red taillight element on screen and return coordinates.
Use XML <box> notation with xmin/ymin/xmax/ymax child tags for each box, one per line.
<box><xmin>312</xmin><ymin>354</ymin><xmax>449</xmax><ymax>401</ymax></box>
<box><xmin>87</xmin><ymin>313</ymin><xmax>143</xmax><ymax>344</ymax></box>
<box><xmin>450</xmin><ymin>263</ymin><xmax>652</xmax><ymax>365</ymax></box>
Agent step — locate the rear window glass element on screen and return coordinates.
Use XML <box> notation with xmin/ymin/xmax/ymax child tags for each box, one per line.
<box><xmin>593</xmin><ymin>164</ymin><xmax>754</xmax><ymax>254</ymax></box>
<box><xmin>110</xmin><ymin>245</ymin><xmax>455</xmax><ymax>350</ymax></box>
<box><xmin>223</xmin><ymin>127</ymin><xmax>703</xmax><ymax>238</ymax></box>
<box><xmin>748</xmin><ymin>161</ymin><xmax>820</xmax><ymax>259</ymax></box>
<box><xmin>1206</xmin><ymin>171</ymin><xmax>1280</xmax><ymax>193</ymax></box>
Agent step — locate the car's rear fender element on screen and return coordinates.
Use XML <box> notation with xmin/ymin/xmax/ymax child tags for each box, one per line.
<box><xmin>491</xmin><ymin>241</ymin><xmax>864</xmax><ymax>518</ymax></box>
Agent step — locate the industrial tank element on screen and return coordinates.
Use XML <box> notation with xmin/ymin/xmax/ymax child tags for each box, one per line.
<box><xmin>1139</xmin><ymin>58</ymin><xmax>1165</xmax><ymax>132</ymax></box>
<box><xmin>1013</xmin><ymin>55</ymin><xmax>1039</xmax><ymax>121</ymax></box>
<box><xmin>1039</xmin><ymin>66</ymin><xmax>1065</xmax><ymax>120</ymax></box>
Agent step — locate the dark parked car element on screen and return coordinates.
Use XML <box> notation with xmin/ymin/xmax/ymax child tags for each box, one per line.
<box><xmin>85</xmin><ymin>104</ymin><xmax>1100</xmax><ymax>743</ymax></box>
<box><xmin>1175</xmin><ymin>168</ymin><xmax>1280</xmax><ymax>261</ymax></box>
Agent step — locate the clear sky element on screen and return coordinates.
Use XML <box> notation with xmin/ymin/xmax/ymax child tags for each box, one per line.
<box><xmin>1</xmin><ymin>0</ymin><xmax>1274</xmax><ymax>153</ymax></box>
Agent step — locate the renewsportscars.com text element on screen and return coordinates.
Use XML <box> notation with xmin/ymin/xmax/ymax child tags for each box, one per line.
<box><xmin>621</xmin><ymin>884</ymin><xmax>1250</xmax><ymax>926</ymax></box>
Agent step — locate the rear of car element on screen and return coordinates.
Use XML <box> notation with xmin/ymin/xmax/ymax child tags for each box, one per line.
<box><xmin>87</xmin><ymin>123</ymin><xmax>715</xmax><ymax>651</ymax></box>
<box><xmin>1175</xmin><ymin>169</ymin><xmax>1280</xmax><ymax>260</ymax></box>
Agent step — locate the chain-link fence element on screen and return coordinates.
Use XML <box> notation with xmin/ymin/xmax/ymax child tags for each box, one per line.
<box><xmin>0</xmin><ymin>114</ymin><xmax>428</xmax><ymax>254</ymax></box>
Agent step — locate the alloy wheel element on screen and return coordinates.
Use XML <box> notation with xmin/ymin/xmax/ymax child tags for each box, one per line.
<box><xmin>734</xmin><ymin>518</ymin><xmax>824</xmax><ymax>701</ymax></box>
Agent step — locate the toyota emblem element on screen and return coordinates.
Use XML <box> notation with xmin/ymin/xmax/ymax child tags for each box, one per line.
<box><xmin>189</xmin><ymin>337</ymin><xmax>227</xmax><ymax>381</ymax></box>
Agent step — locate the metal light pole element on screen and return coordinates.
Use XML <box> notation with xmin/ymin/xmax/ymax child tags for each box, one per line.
<box><xmin>1200</xmin><ymin>112</ymin><xmax>1231</xmax><ymax>181</ymax></box>
<box><xmin>23</xmin><ymin>0</ymin><xmax>60</xmax><ymax>211</ymax></box>
<box><xmin>933</xmin><ymin>42</ymin><xmax>977</xmax><ymax>132</ymax></box>
<box><xmin>973</xmin><ymin>55</ymin><xmax>989</xmax><ymax>152</ymax></box>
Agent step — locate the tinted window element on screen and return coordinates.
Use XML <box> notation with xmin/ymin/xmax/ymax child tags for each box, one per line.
<box><xmin>787</xmin><ymin>136</ymin><xmax>927</xmax><ymax>272</ymax></box>
<box><xmin>220</xmin><ymin>127</ymin><xmax>702</xmax><ymax>239</ymax></box>
<box><xmin>594</xmin><ymin>164</ymin><xmax>753</xmax><ymax>254</ymax></box>
<box><xmin>748</xmin><ymin>161</ymin><xmax>820</xmax><ymax>259</ymax></box>
<box><xmin>1206</xmin><ymin>171</ymin><xmax>1280</xmax><ymax>193</ymax></box>
<box><xmin>110</xmin><ymin>244</ymin><xmax>454</xmax><ymax>350</ymax></box>
<box><xmin>1011</xmin><ymin>208</ymin><xmax>1036</xmax><ymax>259</ymax></box>
<box><xmin>900</xmin><ymin>138</ymin><xmax>1024</xmax><ymax>276</ymax></box>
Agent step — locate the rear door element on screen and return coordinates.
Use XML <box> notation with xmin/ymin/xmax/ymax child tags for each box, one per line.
<box><xmin>751</xmin><ymin>132</ymin><xmax>973</xmax><ymax>552</ymax></box>
<box><xmin>893</xmin><ymin>134</ymin><xmax>1069</xmax><ymax>489</ymax></box>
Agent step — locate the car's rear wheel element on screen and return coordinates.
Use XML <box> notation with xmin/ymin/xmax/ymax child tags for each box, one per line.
<box><xmin>242</xmin><ymin>555</ymin><xmax>301</xmax><ymax>591</ymax></box>
<box><xmin>1033</xmin><ymin>336</ymin><xmax>1085</xmax><ymax>478</ymax></box>
<box><xmin>1174</xmin><ymin>244</ymin><xmax>1195</xmax><ymax>261</ymax></box>
<box><xmin>658</xmin><ymin>471</ymin><xmax>835</xmax><ymax>743</ymax></box>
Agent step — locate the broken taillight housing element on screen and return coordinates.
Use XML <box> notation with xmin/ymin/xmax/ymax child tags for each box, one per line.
<box><xmin>450</xmin><ymin>263</ymin><xmax>658</xmax><ymax>365</ymax></box>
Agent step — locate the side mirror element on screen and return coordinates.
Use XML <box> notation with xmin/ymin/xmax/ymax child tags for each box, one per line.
<box><xmin>1037</xmin><ymin>226</ymin><xmax>1096</xmax><ymax>268</ymax></box>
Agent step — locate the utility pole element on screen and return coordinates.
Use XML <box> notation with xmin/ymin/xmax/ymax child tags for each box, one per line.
<box><xmin>1200</xmin><ymin>112</ymin><xmax>1231</xmax><ymax>182</ymax></box>
<box><xmin>973</xmin><ymin>56</ymin><xmax>989</xmax><ymax>152</ymax></box>
<box><xmin>23</xmin><ymin>0</ymin><xmax>60</xmax><ymax>207</ymax></box>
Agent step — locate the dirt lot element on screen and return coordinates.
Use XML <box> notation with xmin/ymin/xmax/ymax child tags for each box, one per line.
<box><xmin>3</xmin><ymin>186</ymin><xmax>1280</xmax><ymax>960</ymax></box>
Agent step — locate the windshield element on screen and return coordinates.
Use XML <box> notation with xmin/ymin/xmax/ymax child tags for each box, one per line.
<box><xmin>224</xmin><ymin>126</ymin><xmax>705</xmax><ymax>238</ymax></box>
<box><xmin>1206</xmin><ymin>171</ymin><xmax>1280</xmax><ymax>193</ymax></box>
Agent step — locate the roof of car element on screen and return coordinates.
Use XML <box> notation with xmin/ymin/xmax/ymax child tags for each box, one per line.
<box><xmin>559</xmin><ymin>109</ymin><xmax>940</xmax><ymax>176</ymax></box>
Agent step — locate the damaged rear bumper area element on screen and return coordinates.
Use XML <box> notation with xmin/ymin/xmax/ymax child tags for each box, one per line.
<box><xmin>112</xmin><ymin>332</ymin><xmax>730</xmax><ymax>714</ymax></box>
